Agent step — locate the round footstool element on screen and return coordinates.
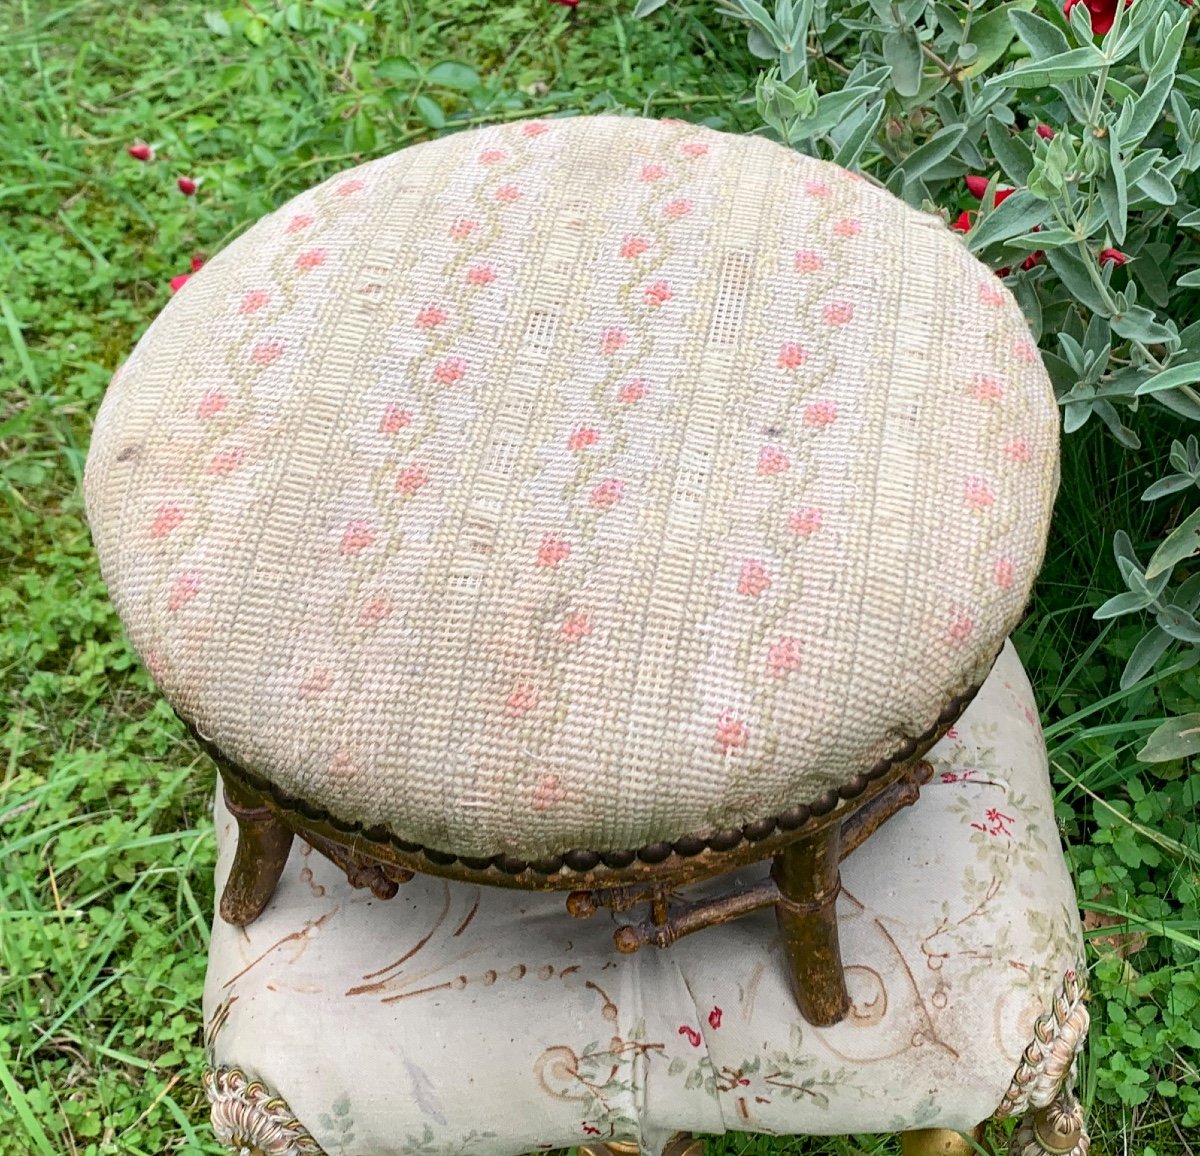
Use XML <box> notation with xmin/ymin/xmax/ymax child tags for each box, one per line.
<box><xmin>202</xmin><ymin>642</ymin><xmax>1088</xmax><ymax>1156</ymax></box>
<box><xmin>85</xmin><ymin>114</ymin><xmax>1059</xmax><ymax>1027</ymax></box>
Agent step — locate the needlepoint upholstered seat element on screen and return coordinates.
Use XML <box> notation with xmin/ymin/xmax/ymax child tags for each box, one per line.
<box><xmin>85</xmin><ymin>116</ymin><xmax>1059</xmax><ymax>1032</ymax></box>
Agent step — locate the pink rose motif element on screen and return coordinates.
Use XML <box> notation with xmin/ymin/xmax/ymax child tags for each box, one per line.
<box><xmin>532</xmin><ymin>773</ymin><xmax>567</xmax><ymax>811</ymax></box>
<box><xmin>328</xmin><ymin>750</ymin><xmax>357</xmax><ymax>780</ymax></box>
<box><xmin>964</xmin><ymin>478</ymin><xmax>995</xmax><ymax>510</ymax></box>
<box><xmin>715</xmin><ymin>710</ymin><xmax>747</xmax><ymax>755</ymax></box>
<box><xmin>197</xmin><ymin>390</ymin><xmax>228</xmax><ymax>419</ymax></box>
<box><xmin>768</xmin><ymin>637</ymin><xmax>803</xmax><ymax>678</ymax></box>
<box><xmin>239</xmin><ymin>290</ymin><xmax>270</xmax><ymax>314</ymax></box>
<box><xmin>681</xmin><ymin>142</ymin><xmax>709</xmax><ymax>157</ymax></box>
<box><xmin>969</xmin><ymin>374</ymin><xmax>1005</xmax><ymax>402</ymax></box>
<box><xmin>206</xmin><ymin>449</ymin><xmax>243</xmax><ymax>475</ymax></box>
<box><xmin>506</xmin><ymin>682</ymin><xmax>538</xmax><ymax>718</ymax></box>
<box><xmin>664</xmin><ymin>199</ymin><xmax>693</xmax><ymax>218</ymax></box>
<box><xmin>295</xmin><ymin>249</ymin><xmax>326</xmax><ymax>271</ymax></box>
<box><xmin>600</xmin><ymin>328</ymin><xmax>628</xmax><ymax>355</ymax></box>
<box><xmin>416</xmin><ymin>306</ymin><xmax>448</xmax><ymax>328</ymax></box>
<box><xmin>479</xmin><ymin>148</ymin><xmax>507</xmax><ymax>165</ymax></box>
<box><xmin>538</xmin><ymin>534</ymin><xmax>571</xmax><ymax>569</ymax></box>
<box><xmin>806</xmin><ymin>180</ymin><xmax>831</xmax><ymax>197</ymax></box>
<box><xmin>449</xmin><ymin>219</ymin><xmax>478</xmax><ymax>240</ymax></box>
<box><xmin>495</xmin><ymin>184</ymin><xmax>521</xmax><ymax>202</ymax></box>
<box><xmin>758</xmin><ymin>446</ymin><xmax>790</xmax><ymax>475</ymax></box>
<box><xmin>994</xmin><ymin>558</ymin><xmax>1015</xmax><ymax>589</ymax></box>
<box><xmin>561</xmin><ymin>613</ymin><xmax>591</xmax><ymax>640</ymax></box>
<box><xmin>778</xmin><ymin>342</ymin><xmax>807</xmax><ymax>369</ymax></box>
<box><xmin>619</xmin><ymin>379</ymin><xmax>647</xmax><ymax>404</ymax></box>
<box><xmin>358</xmin><ymin>597</ymin><xmax>391</xmax><ymax>626</ymax></box>
<box><xmin>251</xmin><ymin>340</ymin><xmax>284</xmax><ymax>366</ymax></box>
<box><xmin>432</xmin><ymin>358</ymin><xmax>466</xmax><ymax>385</ymax></box>
<box><xmin>335</xmin><ymin>179</ymin><xmax>364</xmax><ymax>196</ymax></box>
<box><xmin>949</xmin><ymin>614</ymin><xmax>974</xmax><ymax>643</ymax></box>
<box><xmin>150</xmin><ymin>503</ymin><xmax>183</xmax><ymax>538</ymax></box>
<box><xmin>591</xmin><ymin>478</ymin><xmax>625</xmax><ymax>508</ymax></box>
<box><xmin>467</xmin><ymin>264</ymin><xmax>495</xmax><ymax>286</ymax></box>
<box><xmin>979</xmin><ymin>282</ymin><xmax>1005</xmax><ymax>306</ymax></box>
<box><xmin>640</xmin><ymin>164</ymin><xmax>667</xmax><ymax>182</ymax></box>
<box><xmin>1013</xmin><ymin>340</ymin><xmax>1039</xmax><ymax>364</ymax></box>
<box><xmin>804</xmin><ymin>400</ymin><xmax>838</xmax><ymax>428</ymax></box>
<box><xmin>788</xmin><ymin>507</ymin><xmax>822</xmax><ymax>536</ymax></box>
<box><xmin>521</xmin><ymin>121</ymin><xmax>549</xmax><ymax>137</ymax></box>
<box><xmin>395</xmin><ymin>466</ymin><xmax>429</xmax><ymax>496</ymax></box>
<box><xmin>380</xmin><ymin>404</ymin><xmax>412</xmax><ymax>434</ymax></box>
<box><xmin>738</xmin><ymin>559</ymin><xmax>772</xmax><ymax>597</ymax></box>
<box><xmin>298</xmin><ymin>669</ymin><xmax>332</xmax><ymax>700</ymax></box>
<box><xmin>707</xmin><ymin>1007</ymin><xmax>723</xmax><ymax>1029</ymax></box>
<box><xmin>833</xmin><ymin>218</ymin><xmax>862</xmax><ymax>237</ymax></box>
<box><xmin>643</xmin><ymin>280</ymin><xmax>672</xmax><ymax>308</ymax></box>
<box><xmin>568</xmin><ymin>426</ymin><xmax>599</xmax><ymax>451</ymax></box>
<box><xmin>823</xmin><ymin>301</ymin><xmax>855</xmax><ymax>326</ymax></box>
<box><xmin>286</xmin><ymin>214</ymin><xmax>314</xmax><ymax>233</ymax></box>
<box><xmin>340</xmin><ymin>520</ymin><xmax>375</xmax><ymax>555</ymax></box>
<box><xmin>679</xmin><ymin>1025</ymin><xmax>702</xmax><ymax>1048</ymax></box>
<box><xmin>168</xmin><ymin>572</ymin><xmax>201</xmax><ymax>612</ymax></box>
<box><xmin>794</xmin><ymin>250</ymin><xmax>824</xmax><ymax>273</ymax></box>
<box><xmin>620</xmin><ymin>236</ymin><xmax>651</xmax><ymax>259</ymax></box>
<box><xmin>1005</xmin><ymin>438</ymin><xmax>1031</xmax><ymax>463</ymax></box>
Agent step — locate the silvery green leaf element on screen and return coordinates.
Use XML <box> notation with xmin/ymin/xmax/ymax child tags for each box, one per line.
<box><xmin>803</xmin><ymin>86</ymin><xmax>875</xmax><ymax>137</ymax></box>
<box><xmin>1136</xmin><ymin>713</ymin><xmax>1200</xmax><ymax>762</ymax></box>
<box><xmin>1084</xmin><ymin>311</ymin><xmax>1111</xmax><ymax>363</ymax></box>
<box><xmin>1011</xmin><ymin>277</ymin><xmax>1042</xmax><ymax>340</ymax></box>
<box><xmin>1147</xmin><ymin>6</ymin><xmax>1190</xmax><ymax>81</ymax></box>
<box><xmin>746</xmin><ymin>25</ymin><xmax>777</xmax><ymax>58</ymax></box>
<box><xmin>1173</xmin><ymin>570</ymin><xmax>1200</xmax><ymax>611</ymax></box>
<box><xmin>964</xmin><ymin>190</ymin><xmax>1050</xmax><ymax>251</ymax></box>
<box><xmin>986</xmin><ymin>115</ymin><xmax>1034</xmax><ymax>183</ymax></box>
<box><xmin>1114</xmin><ymin>529</ymin><xmax>1139</xmax><ymax>568</ymax></box>
<box><xmin>864</xmin><ymin>0</ymin><xmax>894</xmax><ymax>22</ymax></box>
<box><xmin>1008</xmin><ymin>226</ymin><xmax>1073</xmax><ymax>250</ymax></box>
<box><xmin>779</xmin><ymin>43</ymin><xmax>806</xmax><ymax>82</ymax></box>
<box><xmin>1094</xmin><ymin>399</ymin><xmax>1141</xmax><ymax>450</ymax></box>
<box><xmin>1134</xmin><ymin>165</ymin><xmax>1178</xmax><ymax>205</ymax></box>
<box><xmin>1146</xmin><ymin>507</ymin><xmax>1200</xmax><ymax>580</ymax></box>
<box><xmin>1180</xmin><ymin>208</ymin><xmax>1200</xmax><ymax>228</ymax></box>
<box><xmin>962</xmin><ymin>1</ymin><xmax>1033</xmax><ymax>77</ymax></box>
<box><xmin>1094</xmin><ymin>590</ymin><xmax>1155</xmax><ymax>619</ymax></box>
<box><xmin>1179</xmin><ymin>270</ymin><xmax>1200</xmax><ymax>288</ymax></box>
<box><xmin>1058</xmin><ymin>332</ymin><xmax>1087</xmax><ymax>372</ymax></box>
<box><xmin>1143</xmin><ymin>475</ymin><xmax>1195</xmax><ymax>501</ymax></box>
<box><xmin>1063</xmin><ymin>399</ymin><xmax>1093</xmax><ymax>433</ymax></box>
<box><xmin>831</xmin><ymin>101</ymin><xmax>884</xmax><ymax>169</ymax></box>
<box><xmin>1133</xmin><ymin>245</ymin><xmax>1171</xmax><ymax>308</ymax></box>
<box><xmin>632</xmin><ymin>0</ymin><xmax>671</xmax><ymax>17</ymax></box>
<box><xmin>1009</xmin><ymin>9</ymin><xmax>1069</xmax><ymax>61</ymax></box>
<box><xmin>1111</xmin><ymin>305</ymin><xmax>1175</xmax><ymax>345</ymax></box>
<box><xmin>1135</xmin><ymin>360</ymin><xmax>1200</xmax><ymax>396</ymax></box>
<box><xmin>1044</xmin><ymin>248</ymin><xmax>1109</xmax><ymax>314</ymax></box>
<box><xmin>1153</xmin><ymin>389</ymin><xmax>1200</xmax><ymax>422</ymax></box>
<box><xmin>1121</xmin><ymin>626</ymin><xmax>1173</xmax><ymax>689</ymax></box>
<box><xmin>899</xmin><ymin>123</ymin><xmax>968</xmax><ymax>186</ymax></box>
<box><xmin>989</xmin><ymin>47</ymin><xmax>1107</xmax><ymax>88</ymax></box>
<box><xmin>883</xmin><ymin>28</ymin><xmax>924</xmax><ymax>97</ymax></box>
<box><xmin>1118</xmin><ymin>74</ymin><xmax>1176</xmax><ymax>152</ymax></box>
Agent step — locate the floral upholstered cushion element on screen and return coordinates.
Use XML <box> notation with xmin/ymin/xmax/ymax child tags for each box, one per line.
<box><xmin>86</xmin><ymin>115</ymin><xmax>1059</xmax><ymax>858</ymax></box>
<box><xmin>203</xmin><ymin>641</ymin><xmax>1086</xmax><ymax>1156</ymax></box>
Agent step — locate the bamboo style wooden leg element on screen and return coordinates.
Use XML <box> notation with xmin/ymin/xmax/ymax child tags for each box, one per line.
<box><xmin>219</xmin><ymin>771</ymin><xmax>294</xmax><ymax>926</ymax></box>
<box><xmin>900</xmin><ymin>1124</ymin><xmax>988</xmax><ymax>1155</ymax></box>
<box><xmin>772</xmin><ymin>827</ymin><xmax>850</xmax><ymax>1027</ymax></box>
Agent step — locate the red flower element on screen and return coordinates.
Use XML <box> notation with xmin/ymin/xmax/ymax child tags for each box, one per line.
<box><xmin>190</xmin><ymin>255</ymin><xmax>205</xmax><ymax>272</ymax></box>
<box><xmin>177</xmin><ymin>176</ymin><xmax>197</xmax><ymax>195</ymax></box>
<box><xmin>1063</xmin><ymin>0</ymin><xmax>1130</xmax><ymax>35</ymax></box>
<box><xmin>1099</xmin><ymin>248</ymin><xmax>1128</xmax><ymax>266</ymax></box>
<box><xmin>951</xmin><ymin>210</ymin><xmax>974</xmax><ymax>234</ymax></box>
<box><xmin>169</xmin><ymin>273</ymin><xmax>192</xmax><ymax>293</ymax></box>
<box><xmin>1035</xmin><ymin>123</ymin><xmax>1056</xmax><ymax>141</ymax></box>
<box><xmin>550</xmin><ymin>0</ymin><xmax>580</xmax><ymax>6</ymax></box>
<box><xmin>127</xmin><ymin>142</ymin><xmax>153</xmax><ymax>162</ymax></box>
<box><xmin>964</xmin><ymin>176</ymin><xmax>1016</xmax><ymax>206</ymax></box>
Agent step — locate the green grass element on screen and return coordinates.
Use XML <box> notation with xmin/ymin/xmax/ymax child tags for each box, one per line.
<box><xmin>1</xmin><ymin>2</ymin><xmax>1197</xmax><ymax>1154</ymax></box>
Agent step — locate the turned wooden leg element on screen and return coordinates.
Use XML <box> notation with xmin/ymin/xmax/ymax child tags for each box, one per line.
<box><xmin>900</xmin><ymin>1124</ymin><xmax>987</xmax><ymax>1155</ymax></box>
<box><xmin>772</xmin><ymin>826</ymin><xmax>849</xmax><ymax>1027</ymax></box>
<box><xmin>219</xmin><ymin>771</ymin><xmax>294</xmax><ymax>926</ymax></box>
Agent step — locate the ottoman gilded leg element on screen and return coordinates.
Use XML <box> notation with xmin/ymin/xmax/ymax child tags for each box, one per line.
<box><xmin>772</xmin><ymin>827</ymin><xmax>850</xmax><ymax>1026</ymax></box>
<box><xmin>901</xmin><ymin>1124</ymin><xmax>987</xmax><ymax>1155</ymax></box>
<box><xmin>218</xmin><ymin>772</ymin><xmax>294</xmax><ymax>926</ymax></box>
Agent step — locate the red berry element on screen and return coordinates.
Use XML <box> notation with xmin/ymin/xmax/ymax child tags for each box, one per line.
<box><xmin>178</xmin><ymin>176</ymin><xmax>197</xmax><ymax>195</ymax></box>
<box><xmin>127</xmin><ymin>142</ymin><xmax>153</xmax><ymax>162</ymax></box>
<box><xmin>1035</xmin><ymin>123</ymin><xmax>1056</xmax><ymax>140</ymax></box>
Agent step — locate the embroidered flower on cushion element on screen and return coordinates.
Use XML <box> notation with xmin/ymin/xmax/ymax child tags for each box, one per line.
<box><xmin>532</xmin><ymin>773</ymin><xmax>567</xmax><ymax>811</ymax></box>
<box><xmin>239</xmin><ymin>290</ymin><xmax>270</xmax><ymax>314</ymax></box>
<box><xmin>794</xmin><ymin>250</ymin><xmax>824</xmax><ymax>273</ymax></box>
<box><xmin>340</xmin><ymin>520</ymin><xmax>375</xmax><ymax>555</ymax></box>
<box><xmin>591</xmin><ymin>478</ymin><xmax>625</xmax><ymax>508</ymax></box>
<box><xmin>506</xmin><ymin>682</ymin><xmax>538</xmax><ymax>718</ymax></box>
<box><xmin>643</xmin><ymin>280</ymin><xmax>672</xmax><ymax>308</ymax></box>
<box><xmin>449</xmin><ymin>219</ymin><xmax>478</xmax><ymax>240</ymax></box>
<box><xmin>395</xmin><ymin>466</ymin><xmax>429</xmax><ymax>496</ymax></box>
<box><xmin>804</xmin><ymin>400</ymin><xmax>838</xmax><ymax>428</ymax></box>
<box><xmin>758</xmin><ymin>446</ymin><xmax>789</xmax><ymax>475</ymax></box>
<box><xmin>707</xmin><ymin>1007</ymin><xmax>723</xmax><ymax>1029</ymax></box>
<box><xmin>537</xmin><ymin>534</ymin><xmax>571</xmax><ymax>568</ymax></box>
<box><xmin>206</xmin><ymin>448</ymin><xmax>243</xmax><ymax>475</ymax></box>
<box><xmin>969</xmin><ymin>373</ymin><xmax>1005</xmax><ymax>402</ymax></box>
<box><xmin>640</xmin><ymin>164</ymin><xmax>667</xmax><ymax>182</ymax></box>
<box><xmin>823</xmin><ymin>301</ymin><xmax>855</xmax><ymax>326</ymax></box>
<box><xmin>679</xmin><ymin>1025</ymin><xmax>703</xmax><ymax>1047</ymax></box>
<box><xmin>197</xmin><ymin>390</ymin><xmax>228</xmax><ymax>419</ymax></box>
<box><xmin>619</xmin><ymin>379</ymin><xmax>647</xmax><ymax>404</ymax></box>
<box><xmin>621</xmin><ymin>235</ymin><xmax>651</xmax><ymax>259</ymax></box>
<box><xmin>432</xmin><ymin>357</ymin><xmax>466</xmax><ymax>384</ymax></box>
<box><xmin>778</xmin><ymin>342</ymin><xmax>807</xmax><ymax>369</ymax></box>
<box><xmin>680</xmin><ymin>141</ymin><xmax>709</xmax><ymax>157</ymax></box>
<box><xmin>664</xmin><ymin>198</ymin><xmax>693</xmax><ymax>218</ymax></box>
<box><xmin>789</xmin><ymin>507</ymin><xmax>823</xmax><ymax>535</ymax></box>
<box><xmin>335</xmin><ymin>179</ymin><xmax>364</xmax><ymax>196</ymax></box>
<box><xmin>495</xmin><ymin>184</ymin><xmax>521</xmax><ymax>203</ymax></box>
<box><xmin>994</xmin><ymin>558</ymin><xmax>1016</xmax><ymax>588</ymax></box>
<box><xmin>833</xmin><ymin>218</ymin><xmax>862</xmax><ymax>237</ymax></box>
<box><xmin>561</xmin><ymin>613</ymin><xmax>591</xmax><ymax>640</ymax></box>
<box><xmin>738</xmin><ymin>560</ymin><xmax>772</xmax><ymax>597</ymax></box>
<box><xmin>1005</xmin><ymin>437</ymin><xmax>1032</xmax><ymax>463</ymax></box>
<box><xmin>328</xmin><ymin>750</ymin><xmax>357</xmax><ymax>780</ymax></box>
<box><xmin>521</xmin><ymin>121</ymin><xmax>549</xmax><ymax>137</ymax></box>
<box><xmin>568</xmin><ymin>425</ymin><xmax>599</xmax><ymax>451</ymax></box>
<box><xmin>168</xmin><ymin>572</ymin><xmax>200</xmax><ymax>611</ymax></box>
<box><xmin>295</xmin><ymin>249</ymin><xmax>326</xmax><ymax>271</ymax></box>
<box><xmin>948</xmin><ymin>613</ymin><xmax>974</xmax><ymax>643</ymax></box>
<box><xmin>806</xmin><ymin>180</ymin><xmax>831</xmax><ymax>198</ymax></box>
<box><xmin>1013</xmin><ymin>339</ymin><xmax>1040</xmax><ymax>364</ymax></box>
<box><xmin>600</xmin><ymin>328</ymin><xmax>628</xmax><ymax>355</ymax></box>
<box><xmin>380</xmin><ymin>404</ymin><xmax>412</xmax><ymax>434</ymax></box>
<box><xmin>714</xmin><ymin>710</ymin><xmax>748</xmax><ymax>755</ymax></box>
<box><xmin>298</xmin><ymin>669</ymin><xmax>332</xmax><ymax>700</ymax></box>
<box><xmin>251</xmin><ymin>340</ymin><xmax>284</xmax><ymax>366</ymax></box>
<box><xmin>479</xmin><ymin>148</ymin><xmax>507</xmax><ymax>165</ymax></box>
<box><xmin>767</xmin><ymin>637</ymin><xmax>802</xmax><ymax>678</ymax></box>
<box><xmin>287</xmin><ymin>213</ymin><xmax>315</xmax><ymax>233</ymax></box>
<box><xmin>964</xmin><ymin>478</ymin><xmax>996</xmax><ymax>509</ymax></box>
<box><xmin>150</xmin><ymin>503</ymin><xmax>183</xmax><ymax>538</ymax></box>
<box><xmin>467</xmin><ymin>264</ymin><xmax>496</xmax><ymax>286</ymax></box>
<box><xmin>978</xmin><ymin>281</ymin><xmax>1006</xmax><ymax>306</ymax></box>
<box><xmin>415</xmin><ymin>306</ymin><xmax>448</xmax><ymax>328</ymax></box>
<box><xmin>358</xmin><ymin>597</ymin><xmax>391</xmax><ymax>626</ymax></box>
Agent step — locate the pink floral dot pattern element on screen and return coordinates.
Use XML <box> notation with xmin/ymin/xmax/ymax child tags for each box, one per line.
<box><xmin>85</xmin><ymin>115</ymin><xmax>1058</xmax><ymax>858</ymax></box>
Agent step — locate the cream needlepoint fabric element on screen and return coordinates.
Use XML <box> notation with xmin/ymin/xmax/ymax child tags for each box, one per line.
<box><xmin>204</xmin><ymin>642</ymin><xmax>1085</xmax><ymax>1156</ymax></box>
<box><xmin>85</xmin><ymin>115</ymin><xmax>1059</xmax><ymax>857</ymax></box>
